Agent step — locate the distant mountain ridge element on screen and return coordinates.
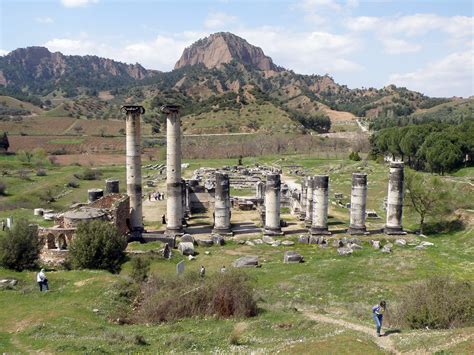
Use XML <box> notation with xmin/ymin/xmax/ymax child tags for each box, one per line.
<box><xmin>0</xmin><ymin>32</ymin><xmax>459</xmax><ymax>130</ymax></box>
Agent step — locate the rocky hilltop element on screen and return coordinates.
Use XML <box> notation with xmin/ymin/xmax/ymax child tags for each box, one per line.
<box><xmin>175</xmin><ymin>32</ymin><xmax>282</xmax><ymax>72</ymax></box>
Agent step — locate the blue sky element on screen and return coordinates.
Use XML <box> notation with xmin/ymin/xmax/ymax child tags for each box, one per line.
<box><xmin>1</xmin><ymin>0</ymin><xmax>473</xmax><ymax>97</ymax></box>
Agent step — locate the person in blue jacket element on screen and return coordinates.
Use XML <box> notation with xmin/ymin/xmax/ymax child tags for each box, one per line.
<box><xmin>372</xmin><ymin>300</ymin><xmax>386</xmax><ymax>336</ymax></box>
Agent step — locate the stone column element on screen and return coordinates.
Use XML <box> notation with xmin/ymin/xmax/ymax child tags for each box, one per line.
<box><xmin>311</xmin><ymin>175</ymin><xmax>331</xmax><ymax>235</ymax></box>
<box><xmin>212</xmin><ymin>172</ymin><xmax>232</xmax><ymax>235</ymax></box>
<box><xmin>305</xmin><ymin>177</ymin><xmax>314</xmax><ymax>227</ymax></box>
<box><xmin>256</xmin><ymin>181</ymin><xmax>265</xmax><ymax>202</ymax></box>
<box><xmin>162</xmin><ymin>105</ymin><xmax>184</xmax><ymax>236</ymax></box>
<box><xmin>122</xmin><ymin>105</ymin><xmax>144</xmax><ymax>232</ymax></box>
<box><xmin>349</xmin><ymin>173</ymin><xmax>368</xmax><ymax>235</ymax></box>
<box><xmin>263</xmin><ymin>174</ymin><xmax>283</xmax><ymax>235</ymax></box>
<box><xmin>184</xmin><ymin>180</ymin><xmax>191</xmax><ymax>218</ymax></box>
<box><xmin>299</xmin><ymin>178</ymin><xmax>307</xmax><ymax>220</ymax></box>
<box><xmin>384</xmin><ymin>162</ymin><xmax>406</xmax><ymax>234</ymax></box>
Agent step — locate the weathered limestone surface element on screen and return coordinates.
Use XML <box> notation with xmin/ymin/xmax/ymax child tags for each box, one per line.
<box><xmin>349</xmin><ymin>173</ymin><xmax>367</xmax><ymax>235</ymax></box>
<box><xmin>283</xmin><ymin>251</ymin><xmax>304</xmax><ymax>263</ymax></box>
<box><xmin>163</xmin><ymin>105</ymin><xmax>184</xmax><ymax>236</ymax></box>
<box><xmin>310</xmin><ymin>175</ymin><xmax>331</xmax><ymax>235</ymax></box>
<box><xmin>213</xmin><ymin>172</ymin><xmax>232</xmax><ymax>235</ymax></box>
<box><xmin>263</xmin><ymin>174</ymin><xmax>283</xmax><ymax>235</ymax></box>
<box><xmin>124</xmin><ymin>106</ymin><xmax>144</xmax><ymax>232</ymax></box>
<box><xmin>385</xmin><ymin>162</ymin><xmax>405</xmax><ymax>235</ymax></box>
<box><xmin>304</xmin><ymin>177</ymin><xmax>314</xmax><ymax>227</ymax></box>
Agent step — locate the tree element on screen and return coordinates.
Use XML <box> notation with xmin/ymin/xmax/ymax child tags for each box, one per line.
<box><xmin>69</xmin><ymin>220</ymin><xmax>127</xmax><ymax>273</ymax></box>
<box><xmin>0</xmin><ymin>219</ymin><xmax>39</xmax><ymax>271</ymax></box>
<box><xmin>405</xmin><ymin>170</ymin><xmax>452</xmax><ymax>234</ymax></box>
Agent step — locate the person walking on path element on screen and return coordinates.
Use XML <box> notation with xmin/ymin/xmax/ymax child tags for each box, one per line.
<box><xmin>37</xmin><ymin>269</ymin><xmax>49</xmax><ymax>292</ymax></box>
<box><xmin>372</xmin><ymin>300</ymin><xmax>386</xmax><ymax>336</ymax></box>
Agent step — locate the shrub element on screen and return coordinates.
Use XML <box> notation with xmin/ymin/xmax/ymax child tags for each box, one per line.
<box><xmin>66</xmin><ymin>180</ymin><xmax>80</xmax><ymax>188</ymax></box>
<box><xmin>74</xmin><ymin>168</ymin><xmax>102</xmax><ymax>180</ymax></box>
<box><xmin>130</xmin><ymin>270</ymin><xmax>257</xmax><ymax>323</ymax></box>
<box><xmin>0</xmin><ymin>181</ymin><xmax>6</xmax><ymax>195</ymax></box>
<box><xmin>349</xmin><ymin>151</ymin><xmax>361</xmax><ymax>161</ymax></box>
<box><xmin>69</xmin><ymin>220</ymin><xmax>127</xmax><ymax>273</ymax></box>
<box><xmin>0</xmin><ymin>219</ymin><xmax>39</xmax><ymax>271</ymax></box>
<box><xmin>36</xmin><ymin>169</ymin><xmax>47</xmax><ymax>176</ymax></box>
<box><xmin>130</xmin><ymin>256</ymin><xmax>151</xmax><ymax>283</ymax></box>
<box><xmin>392</xmin><ymin>276</ymin><xmax>474</xmax><ymax>329</ymax></box>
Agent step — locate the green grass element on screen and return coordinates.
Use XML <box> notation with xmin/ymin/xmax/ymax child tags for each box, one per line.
<box><xmin>0</xmin><ymin>154</ymin><xmax>473</xmax><ymax>353</ymax></box>
<box><xmin>48</xmin><ymin>138</ymin><xmax>85</xmax><ymax>145</ymax></box>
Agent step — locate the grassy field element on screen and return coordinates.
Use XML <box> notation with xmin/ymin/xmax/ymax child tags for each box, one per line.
<box><xmin>0</xmin><ymin>154</ymin><xmax>473</xmax><ymax>353</ymax></box>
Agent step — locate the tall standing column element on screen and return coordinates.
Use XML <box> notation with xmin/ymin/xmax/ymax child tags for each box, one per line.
<box><xmin>349</xmin><ymin>173</ymin><xmax>368</xmax><ymax>234</ymax></box>
<box><xmin>385</xmin><ymin>162</ymin><xmax>406</xmax><ymax>234</ymax></box>
<box><xmin>122</xmin><ymin>105</ymin><xmax>144</xmax><ymax>232</ymax></box>
<box><xmin>299</xmin><ymin>178</ymin><xmax>307</xmax><ymax>221</ymax></box>
<box><xmin>256</xmin><ymin>181</ymin><xmax>265</xmax><ymax>202</ymax></box>
<box><xmin>213</xmin><ymin>172</ymin><xmax>232</xmax><ymax>235</ymax></box>
<box><xmin>305</xmin><ymin>177</ymin><xmax>314</xmax><ymax>227</ymax></box>
<box><xmin>162</xmin><ymin>105</ymin><xmax>184</xmax><ymax>235</ymax></box>
<box><xmin>311</xmin><ymin>175</ymin><xmax>331</xmax><ymax>235</ymax></box>
<box><xmin>264</xmin><ymin>174</ymin><xmax>283</xmax><ymax>235</ymax></box>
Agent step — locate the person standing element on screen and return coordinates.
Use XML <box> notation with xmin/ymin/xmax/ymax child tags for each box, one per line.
<box><xmin>220</xmin><ymin>265</ymin><xmax>226</xmax><ymax>273</ymax></box>
<box><xmin>372</xmin><ymin>300</ymin><xmax>386</xmax><ymax>336</ymax></box>
<box><xmin>199</xmin><ymin>265</ymin><xmax>205</xmax><ymax>278</ymax></box>
<box><xmin>37</xmin><ymin>269</ymin><xmax>49</xmax><ymax>292</ymax></box>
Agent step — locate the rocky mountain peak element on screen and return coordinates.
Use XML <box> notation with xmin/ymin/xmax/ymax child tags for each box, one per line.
<box><xmin>174</xmin><ymin>32</ymin><xmax>282</xmax><ymax>72</ymax></box>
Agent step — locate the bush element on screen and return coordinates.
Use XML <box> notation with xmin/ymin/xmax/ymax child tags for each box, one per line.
<box><xmin>66</xmin><ymin>180</ymin><xmax>80</xmax><ymax>188</ymax></box>
<box><xmin>69</xmin><ymin>220</ymin><xmax>127</xmax><ymax>273</ymax></box>
<box><xmin>392</xmin><ymin>276</ymin><xmax>474</xmax><ymax>329</ymax></box>
<box><xmin>130</xmin><ymin>256</ymin><xmax>151</xmax><ymax>283</ymax></box>
<box><xmin>0</xmin><ymin>219</ymin><xmax>39</xmax><ymax>271</ymax></box>
<box><xmin>0</xmin><ymin>181</ymin><xmax>6</xmax><ymax>195</ymax></box>
<box><xmin>36</xmin><ymin>169</ymin><xmax>47</xmax><ymax>176</ymax></box>
<box><xmin>127</xmin><ymin>270</ymin><xmax>257</xmax><ymax>324</ymax></box>
<box><xmin>74</xmin><ymin>168</ymin><xmax>102</xmax><ymax>180</ymax></box>
<box><xmin>349</xmin><ymin>151</ymin><xmax>361</xmax><ymax>161</ymax></box>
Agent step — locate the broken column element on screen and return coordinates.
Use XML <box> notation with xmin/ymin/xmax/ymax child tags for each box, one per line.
<box><xmin>105</xmin><ymin>179</ymin><xmax>119</xmax><ymax>194</ymax></box>
<box><xmin>310</xmin><ymin>175</ymin><xmax>331</xmax><ymax>235</ymax></box>
<box><xmin>384</xmin><ymin>162</ymin><xmax>405</xmax><ymax>234</ymax></box>
<box><xmin>263</xmin><ymin>173</ymin><xmax>283</xmax><ymax>235</ymax></box>
<box><xmin>212</xmin><ymin>172</ymin><xmax>232</xmax><ymax>235</ymax></box>
<box><xmin>256</xmin><ymin>180</ymin><xmax>265</xmax><ymax>203</ymax></box>
<box><xmin>305</xmin><ymin>177</ymin><xmax>314</xmax><ymax>227</ymax></box>
<box><xmin>162</xmin><ymin>104</ymin><xmax>184</xmax><ymax>235</ymax></box>
<box><xmin>122</xmin><ymin>105</ymin><xmax>144</xmax><ymax>232</ymax></box>
<box><xmin>349</xmin><ymin>173</ymin><xmax>368</xmax><ymax>235</ymax></box>
<box><xmin>299</xmin><ymin>178</ymin><xmax>307</xmax><ymax>220</ymax></box>
<box><xmin>88</xmin><ymin>188</ymin><xmax>103</xmax><ymax>203</ymax></box>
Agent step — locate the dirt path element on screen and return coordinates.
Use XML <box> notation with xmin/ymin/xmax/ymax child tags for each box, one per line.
<box><xmin>302</xmin><ymin>309</ymin><xmax>399</xmax><ymax>354</ymax></box>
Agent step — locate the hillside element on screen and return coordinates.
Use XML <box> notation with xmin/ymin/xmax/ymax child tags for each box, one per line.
<box><xmin>0</xmin><ymin>32</ymin><xmax>462</xmax><ymax>134</ymax></box>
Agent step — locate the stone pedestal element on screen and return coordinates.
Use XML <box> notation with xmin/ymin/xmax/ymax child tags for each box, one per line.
<box><xmin>299</xmin><ymin>178</ymin><xmax>307</xmax><ymax>221</ymax></box>
<box><xmin>348</xmin><ymin>173</ymin><xmax>368</xmax><ymax>235</ymax></box>
<box><xmin>384</xmin><ymin>162</ymin><xmax>406</xmax><ymax>235</ymax></box>
<box><xmin>310</xmin><ymin>175</ymin><xmax>331</xmax><ymax>235</ymax></box>
<box><xmin>105</xmin><ymin>179</ymin><xmax>119</xmax><ymax>194</ymax></box>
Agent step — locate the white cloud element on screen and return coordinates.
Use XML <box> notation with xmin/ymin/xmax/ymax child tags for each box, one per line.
<box><xmin>0</xmin><ymin>49</ymin><xmax>9</xmax><ymax>56</ymax></box>
<box><xmin>298</xmin><ymin>0</ymin><xmax>359</xmax><ymax>25</ymax></box>
<box><xmin>60</xmin><ymin>0</ymin><xmax>98</xmax><ymax>8</ymax></box>
<box><xmin>45</xmin><ymin>38</ymin><xmax>97</xmax><ymax>54</ymax></box>
<box><xmin>236</xmin><ymin>27</ymin><xmax>363</xmax><ymax>74</ymax></box>
<box><xmin>381</xmin><ymin>38</ymin><xmax>421</xmax><ymax>54</ymax></box>
<box><xmin>389</xmin><ymin>50</ymin><xmax>474</xmax><ymax>97</ymax></box>
<box><xmin>35</xmin><ymin>17</ymin><xmax>54</xmax><ymax>24</ymax></box>
<box><xmin>347</xmin><ymin>14</ymin><xmax>473</xmax><ymax>55</ymax></box>
<box><xmin>204</xmin><ymin>12</ymin><xmax>238</xmax><ymax>29</ymax></box>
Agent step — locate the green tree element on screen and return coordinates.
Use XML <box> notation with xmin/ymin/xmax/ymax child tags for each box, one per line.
<box><xmin>405</xmin><ymin>170</ymin><xmax>452</xmax><ymax>234</ymax></box>
<box><xmin>69</xmin><ymin>220</ymin><xmax>127</xmax><ymax>273</ymax></box>
<box><xmin>0</xmin><ymin>219</ymin><xmax>39</xmax><ymax>271</ymax></box>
